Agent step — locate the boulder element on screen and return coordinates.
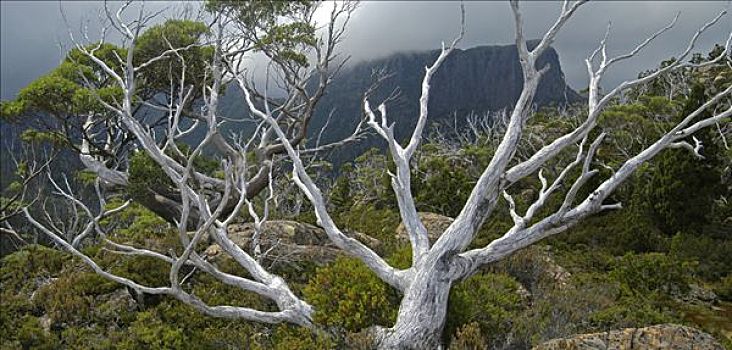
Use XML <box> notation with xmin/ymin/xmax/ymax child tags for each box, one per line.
<box><xmin>395</xmin><ymin>212</ymin><xmax>454</xmax><ymax>243</ymax></box>
<box><xmin>679</xmin><ymin>284</ymin><xmax>719</xmax><ymax>306</ymax></box>
<box><xmin>533</xmin><ymin>324</ymin><xmax>724</xmax><ymax>350</ymax></box>
<box><xmin>204</xmin><ymin>221</ymin><xmax>379</xmax><ymax>266</ymax></box>
<box><xmin>490</xmin><ymin>245</ymin><xmax>571</xmax><ymax>293</ymax></box>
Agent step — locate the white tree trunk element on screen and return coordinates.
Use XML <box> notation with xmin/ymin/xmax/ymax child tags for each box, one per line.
<box><xmin>379</xmin><ymin>261</ymin><xmax>454</xmax><ymax>349</ymax></box>
<box><xmin>22</xmin><ymin>2</ymin><xmax>731</xmax><ymax>348</ymax></box>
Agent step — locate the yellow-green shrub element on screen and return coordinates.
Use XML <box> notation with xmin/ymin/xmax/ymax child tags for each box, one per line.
<box><xmin>304</xmin><ymin>257</ymin><xmax>399</xmax><ymax>331</ymax></box>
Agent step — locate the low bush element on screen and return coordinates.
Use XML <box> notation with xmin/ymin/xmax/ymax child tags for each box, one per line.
<box><xmin>304</xmin><ymin>257</ymin><xmax>399</xmax><ymax>332</ymax></box>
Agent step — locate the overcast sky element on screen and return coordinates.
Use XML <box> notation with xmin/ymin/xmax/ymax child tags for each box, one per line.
<box><xmin>1</xmin><ymin>1</ymin><xmax>730</xmax><ymax>100</ymax></box>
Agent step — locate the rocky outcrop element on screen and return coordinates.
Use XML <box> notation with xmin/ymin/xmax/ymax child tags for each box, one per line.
<box><xmin>679</xmin><ymin>284</ymin><xmax>719</xmax><ymax>306</ymax></box>
<box><xmin>533</xmin><ymin>324</ymin><xmax>724</xmax><ymax>350</ymax></box>
<box><xmin>490</xmin><ymin>245</ymin><xmax>571</xmax><ymax>293</ymax></box>
<box><xmin>395</xmin><ymin>212</ymin><xmax>454</xmax><ymax>243</ymax></box>
<box><xmin>204</xmin><ymin>221</ymin><xmax>379</xmax><ymax>266</ymax></box>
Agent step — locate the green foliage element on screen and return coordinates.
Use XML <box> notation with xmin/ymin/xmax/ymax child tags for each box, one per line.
<box><xmin>108</xmin><ymin>255</ymin><xmax>171</xmax><ymax>289</ymax></box>
<box><xmin>14</xmin><ymin>315</ymin><xmax>59</xmax><ymax>349</ymax></box>
<box><xmin>413</xmin><ymin>149</ymin><xmax>475</xmax><ymax>217</ymax></box>
<box><xmin>448</xmin><ymin>322</ymin><xmax>488</xmax><ymax>350</ymax></box>
<box><xmin>642</xmin><ymin>146</ymin><xmax>722</xmax><ymax>234</ymax></box>
<box><xmin>60</xmin><ymin>326</ymin><xmax>121</xmax><ymax>350</ymax></box>
<box><xmin>329</xmin><ymin>164</ymin><xmax>354</xmax><ymax>212</ymax></box>
<box><xmin>339</xmin><ymin>148</ymin><xmax>397</xmax><ymax>211</ymax></box>
<box><xmin>76</xmin><ymin>169</ymin><xmax>99</xmax><ymax>186</ymax></box>
<box><xmin>507</xmin><ymin>272</ymin><xmax>620</xmax><ymax>347</ymax></box>
<box><xmin>610</xmin><ymin>252</ymin><xmax>691</xmax><ymax>298</ymax></box>
<box><xmin>127</xmin><ymin>151</ymin><xmax>175</xmax><ymax>202</ymax></box>
<box><xmin>20</xmin><ymin>129</ymin><xmax>68</xmax><ymax>147</ymax></box>
<box><xmin>206</xmin><ymin>0</ymin><xmax>312</xmax><ymax>27</ymax></box>
<box><xmin>191</xmin><ymin>272</ymin><xmax>273</xmax><ymax>312</ymax></box>
<box><xmin>0</xmin><ymin>99</ymin><xmax>26</xmax><ymax>121</ymax></box>
<box><xmin>102</xmin><ymin>199</ymin><xmax>172</xmax><ymax>246</ymax></box>
<box><xmin>336</xmin><ymin>204</ymin><xmax>402</xmax><ymax>255</ymax></box>
<box><xmin>714</xmin><ymin>274</ymin><xmax>732</xmax><ymax>301</ymax></box>
<box><xmin>0</xmin><ymin>247</ymin><xmax>66</xmax><ymax>348</ymax></box>
<box><xmin>257</xmin><ymin>21</ymin><xmax>316</xmax><ymax>66</ymax></box>
<box><xmin>5</xmin><ymin>43</ymin><xmax>127</xmax><ymax>121</ymax></box>
<box><xmin>552</xmin><ymin>207</ymin><xmax>668</xmax><ymax>255</ymax></box>
<box><xmin>446</xmin><ymin>272</ymin><xmax>524</xmax><ymax>346</ymax></box>
<box><xmin>0</xmin><ymin>244</ymin><xmax>68</xmax><ymax>292</ymax></box>
<box><xmin>170</xmin><ymin>142</ymin><xmax>222</xmax><ymax>176</ymax></box>
<box><xmin>670</xmin><ymin>232</ymin><xmax>732</xmax><ymax>281</ymax></box>
<box><xmin>206</xmin><ymin>0</ymin><xmax>315</xmax><ymax>66</ymax></box>
<box><xmin>64</xmin><ymin>43</ymin><xmax>128</xmax><ymax>83</ymax></box>
<box><xmin>134</xmin><ymin>20</ymin><xmax>213</xmax><ymax>99</ymax></box>
<box><xmin>127</xmin><ymin>148</ymin><xmax>220</xmax><ymax>209</ymax></box>
<box><xmin>33</xmin><ymin>269</ymin><xmax>120</xmax><ymax>325</ymax></box>
<box><xmin>411</xmin><ymin>140</ymin><xmax>494</xmax><ymax>218</ymax></box>
<box><xmin>270</xmin><ymin>326</ymin><xmax>337</xmax><ymax>350</ymax></box>
<box><xmin>17</xmin><ymin>73</ymin><xmax>80</xmax><ymax>115</ymax></box>
<box><xmin>387</xmin><ymin>245</ymin><xmax>413</xmax><ymax>270</ymax></box>
<box><xmin>587</xmin><ymin>298</ymin><xmax>677</xmax><ymax>330</ymax></box>
<box><xmin>487</xmin><ymin>246</ymin><xmax>564</xmax><ymax>293</ymax></box>
<box><xmin>304</xmin><ymin>257</ymin><xmax>398</xmax><ymax>331</ymax></box>
<box><xmin>120</xmin><ymin>310</ymin><xmax>187</xmax><ymax>350</ymax></box>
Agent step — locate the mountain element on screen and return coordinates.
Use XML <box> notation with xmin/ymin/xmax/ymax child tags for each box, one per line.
<box><xmin>220</xmin><ymin>41</ymin><xmax>581</xmax><ymax>163</ymax></box>
<box><xmin>0</xmin><ymin>42</ymin><xmax>580</xmax><ymax>184</ymax></box>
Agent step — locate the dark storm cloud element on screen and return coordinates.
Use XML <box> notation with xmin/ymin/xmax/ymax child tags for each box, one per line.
<box><xmin>0</xmin><ymin>1</ymin><xmax>192</xmax><ymax>100</ymax></box>
<box><xmin>2</xmin><ymin>1</ymin><xmax>730</xmax><ymax>100</ymax></box>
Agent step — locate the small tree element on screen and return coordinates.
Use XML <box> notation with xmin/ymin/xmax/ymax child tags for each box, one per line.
<box><xmin>2</xmin><ymin>0</ymin><xmax>363</xmax><ymax>227</ymax></box>
<box><xmin>18</xmin><ymin>1</ymin><xmax>731</xmax><ymax>349</ymax></box>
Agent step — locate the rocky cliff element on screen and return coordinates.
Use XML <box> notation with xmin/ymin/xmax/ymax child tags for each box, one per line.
<box><xmin>306</xmin><ymin>41</ymin><xmax>581</xmax><ymax>161</ymax></box>
<box><xmin>218</xmin><ymin>42</ymin><xmax>581</xmax><ymax>163</ymax></box>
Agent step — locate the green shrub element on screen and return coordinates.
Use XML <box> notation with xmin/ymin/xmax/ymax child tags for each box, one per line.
<box><xmin>33</xmin><ymin>269</ymin><xmax>119</xmax><ymax>324</ymax></box>
<box><xmin>610</xmin><ymin>252</ymin><xmax>691</xmax><ymax>298</ymax></box>
<box><xmin>304</xmin><ymin>257</ymin><xmax>398</xmax><ymax>331</ymax></box>
<box><xmin>60</xmin><ymin>326</ymin><xmax>121</xmax><ymax>350</ymax></box>
<box><xmin>509</xmin><ymin>272</ymin><xmax>619</xmax><ymax>347</ymax></box>
<box><xmin>487</xmin><ymin>246</ymin><xmax>557</xmax><ymax>293</ymax></box>
<box><xmin>553</xmin><ymin>209</ymin><xmax>668</xmax><ymax>255</ymax></box>
<box><xmin>105</xmin><ymin>254</ymin><xmax>170</xmax><ymax>288</ymax></box>
<box><xmin>102</xmin><ymin>200</ymin><xmax>173</xmax><ymax>245</ymax></box>
<box><xmin>413</xmin><ymin>151</ymin><xmax>476</xmax><ymax>218</ymax></box>
<box><xmin>588</xmin><ymin>298</ymin><xmax>677</xmax><ymax>329</ymax></box>
<box><xmin>15</xmin><ymin>315</ymin><xmax>59</xmax><ymax>350</ymax></box>
<box><xmin>713</xmin><ymin>274</ymin><xmax>732</xmax><ymax>301</ymax></box>
<box><xmin>670</xmin><ymin>232</ymin><xmax>732</xmax><ymax>281</ymax></box>
<box><xmin>448</xmin><ymin>322</ymin><xmax>488</xmax><ymax>350</ymax></box>
<box><xmin>446</xmin><ymin>272</ymin><xmax>524</xmax><ymax>346</ymax></box>
<box><xmin>336</xmin><ymin>205</ymin><xmax>402</xmax><ymax>255</ymax></box>
<box><xmin>128</xmin><ymin>151</ymin><xmax>174</xmax><ymax>202</ymax></box>
<box><xmin>270</xmin><ymin>326</ymin><xmax>337</xmax><ymax>350</ymax></box>
<box><xmin>0</xmin><ymin>245</ymin><xmax>70</xmax><ymax>342</ymax></box>
<box><xmin>640</xmin><ymin>131</ymin><xmax>724</xmax><ymax>235</ymax></box>
<box><xmin>120</xmin><ymin>310</ymin><xmax>188</xmax><ymax>350</ymax></box>
<box><xmin>0</xmin><ymin>244</ymin><xmax>68</xmax><ymax>292</ymax></box>
<box><xmin>386</xmin><ymin>245</ymin><xmax>412</xmax><ymax>270</ymax></box>
<box><xmin>132</xmin><ymin>300</ymin><xmax>267</xmax><ymax>350</ymax></box>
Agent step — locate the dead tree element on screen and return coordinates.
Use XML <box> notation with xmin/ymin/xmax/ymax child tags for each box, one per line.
<box><xmin>23</xmin><ymin>1</ymin><xmax>731</xmax><ymax>349</ymax></box>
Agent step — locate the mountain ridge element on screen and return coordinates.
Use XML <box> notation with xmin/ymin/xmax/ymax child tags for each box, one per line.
<box><xmin>293</xmin><ymin>41</ymin><xmax>582</xmax><ymax>161</ymax></box>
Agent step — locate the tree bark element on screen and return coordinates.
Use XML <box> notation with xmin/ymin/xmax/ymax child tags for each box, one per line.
<box><xmin>380</xmin><ymin>262</ymin><xmax>453</xmax><ymax>349</ymax></box>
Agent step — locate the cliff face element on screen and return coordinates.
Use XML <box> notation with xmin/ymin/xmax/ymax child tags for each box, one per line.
<box><xmin>305</xmin><ymin>42</ymin><xmax>580</xmax><ymax>160</ymax></box>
